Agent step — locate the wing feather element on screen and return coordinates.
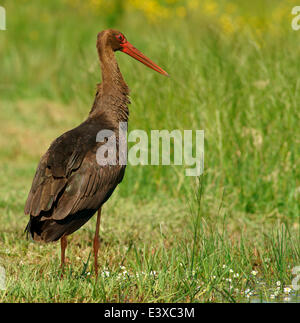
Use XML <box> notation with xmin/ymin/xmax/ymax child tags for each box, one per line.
<box><xmin>25</xmin><ymin>119</ymin><xmax>125</xmax><ymax>224</ymax></box>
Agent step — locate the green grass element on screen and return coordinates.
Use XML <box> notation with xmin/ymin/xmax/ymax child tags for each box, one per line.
<box><xmin>0</xmin><ymin>0</ymin><xmax>299</xmax><ymax>302</ymax></box>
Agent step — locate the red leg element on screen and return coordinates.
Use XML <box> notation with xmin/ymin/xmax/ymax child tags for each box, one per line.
<box><xmin>60</xmin><ymin>235</ymin><xmax>67</xmax><ymax>277</ymax></box>
<box><xmin>93</xmin><ymin>208</ymin><xmax>102</xmax><ymax>278</ymax></box>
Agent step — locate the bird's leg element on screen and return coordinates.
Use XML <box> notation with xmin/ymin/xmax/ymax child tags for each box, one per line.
<box><xmin>60</xmin><ymin>235</ymin><xmax>67</xmax><ymax>277</ymax></box>
<box><xmin>93</xmin><ymin>208</ymin><xmax>102</xmax><ymax>278</ymax></box>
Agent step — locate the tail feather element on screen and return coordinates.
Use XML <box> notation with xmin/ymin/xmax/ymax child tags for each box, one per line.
<box><xmin>25</xmin><ymin>209</ymin><xmax>96</xmax><ymax>243</ymax></box>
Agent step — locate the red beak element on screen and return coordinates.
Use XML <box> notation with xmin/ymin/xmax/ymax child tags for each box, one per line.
<box><xmin>120</xmin><ymin>41</ymin><xmax>169</xmax><ymax>77</ymax></box>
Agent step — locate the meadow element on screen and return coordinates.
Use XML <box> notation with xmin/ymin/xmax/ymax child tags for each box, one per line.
<box><xmin>0</xmin><ymin>0</ymin><xmax>299</xmax><ymax>302</ymax></box>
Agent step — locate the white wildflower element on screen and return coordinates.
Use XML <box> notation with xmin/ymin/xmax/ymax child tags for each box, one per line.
<box><xmin>101</xmin><ymin>271</ymin><xmax>110</xmax><ymax>277</ymax></box>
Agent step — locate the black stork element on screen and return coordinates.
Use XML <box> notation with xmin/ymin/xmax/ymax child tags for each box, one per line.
<box><xmin>24</xmin><ymin>29</ymin><xmax>168</xmax><ymax>277</ymax></box>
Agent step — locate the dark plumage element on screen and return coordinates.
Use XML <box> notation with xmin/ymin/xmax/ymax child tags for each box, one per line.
<box><xmin>25</xmin><ymin>116</ymin><xmax>126</xmax><ymax>242</ymax></box>
<box><xmin>24</xmin><ymin>29</ymin><xmax>168</xmax><ymax>276</ymax></box>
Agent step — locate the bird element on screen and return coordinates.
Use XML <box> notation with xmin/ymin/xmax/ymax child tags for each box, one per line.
<box><xmin>24</xmin><ymin>29</ymin><xmax>168</xmax><ymax>277</ymax></box>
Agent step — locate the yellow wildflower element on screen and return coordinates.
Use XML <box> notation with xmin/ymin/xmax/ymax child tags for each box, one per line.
<box><xmin>203</xmin><ymin>1</ymin><xmax>217</xmax><ymax>16</ymax></box>
<box><xmin>176</xmin><ymin>6</ymin><xmax>187</xmax><ymax>18</ymax></box>
<box><xmin>219</xmin><ymin>14</ymin><xmax>234</xmax><ymax>34</ymax></box>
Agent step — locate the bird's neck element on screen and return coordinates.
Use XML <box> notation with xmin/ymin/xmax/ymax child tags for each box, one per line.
<box><xmin>89</xmin><ymin>47</ymin><xmax>130</xmax><ymax>124</ymax></box>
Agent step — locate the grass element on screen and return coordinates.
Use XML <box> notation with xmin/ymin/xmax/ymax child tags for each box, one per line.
<box><xmin>0</xmin><ymin>0</ymin><xmax>299</xmax><ymax>302</ymax></box>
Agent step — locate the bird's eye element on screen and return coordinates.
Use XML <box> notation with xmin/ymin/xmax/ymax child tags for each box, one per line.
<box><xmin>116</xmin><ymin>33</ymin><xmax>125</xmax><ymax>43</ymax></box>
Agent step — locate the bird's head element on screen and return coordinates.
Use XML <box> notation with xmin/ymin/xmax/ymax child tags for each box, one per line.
<box><xmin>97</xmin><ymin>29</ymin><xmax>169</xmax><ymax>77</ymax></box>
